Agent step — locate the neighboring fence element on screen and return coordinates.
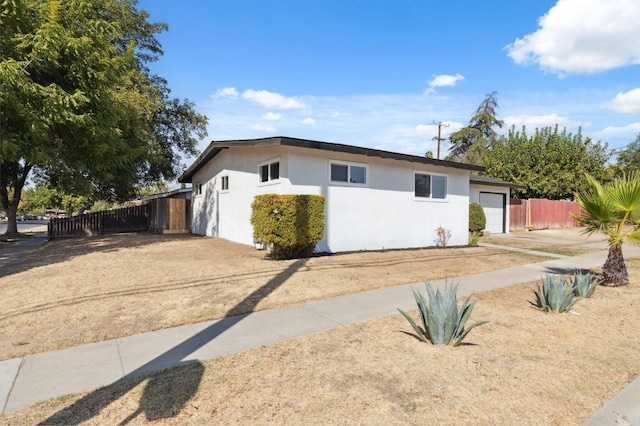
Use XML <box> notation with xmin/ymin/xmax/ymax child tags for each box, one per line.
<box><xmin>510</xmin><ymin>198</ymin><xmax>582</xmax><ymax>231</ymax></box>
<box><xmin>148</xmin><ymin>197</ymin><xmax>191</xmax><ymax>234</ymax></box>
<box><xmin>48</xmin><ymin>204</ymin><xmax>150</xmax><ymax>240</ymax></box>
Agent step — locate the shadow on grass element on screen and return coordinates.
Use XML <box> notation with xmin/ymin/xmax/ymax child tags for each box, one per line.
<box><xmin>38</xmin><ymin>258</ymin><xmax>309</xmax><ymax>425</ymax></box>
<box><xmin>0</xmin><ymin>232</ymin><xmax>197</xmax><ymax>279</ymax></box>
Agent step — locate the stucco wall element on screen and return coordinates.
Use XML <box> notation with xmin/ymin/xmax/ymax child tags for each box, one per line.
<box><xmin>191</xmin><ymin>145</ymin><xmax>472</xmax><ymax>253</ymax></box>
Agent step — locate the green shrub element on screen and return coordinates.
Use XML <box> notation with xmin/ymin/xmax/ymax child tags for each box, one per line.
<box><xmin>469</xmin><ymin>231</ymin><xmax>481</xmax><ymax>247</ymax></box>
<box><xmin>531</xmin><ymin>274</ymin><xmax>579</xmax><ymax>313</ymax></box>
<box><xmin>398</xmin><ymin>281</ymin><xmax>488</xmax><ymax>346</ymax></box>
<box><xmin>251</xmin><ymin>194</ymin><xmax>325</xmax><ymax>259</ymax></box>
<box><xmin>469</xmin><ymin>202</ymin><xmax>486</xmax><ymax>232</ymax></box>
<box><xmin>572</xmin><ymin>270</ymin><xmax>600</xmax><ymax>298</ymax></box>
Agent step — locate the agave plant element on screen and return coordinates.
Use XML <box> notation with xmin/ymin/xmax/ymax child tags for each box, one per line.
<box><xmin>398</xmin><ymin>281</ymin><xmax>488</xmax><ymax>346</ymax></box>
<box><xmin>531</xmin><ymin>274</ymin><xmax>579</xmax><ymax>313</ymax></box>
<box><xmin>571</xmin><ymin>270</ymin><xmax>601</xmax><ymax>298</ymax></box>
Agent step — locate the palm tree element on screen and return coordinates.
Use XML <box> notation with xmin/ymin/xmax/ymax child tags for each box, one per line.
<box><xmin>572</xmin><ymin>173</ymin><xmax>640</xmax><ymax>286</ymax></box>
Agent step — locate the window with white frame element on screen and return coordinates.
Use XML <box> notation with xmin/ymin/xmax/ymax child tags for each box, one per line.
<box><xmin>193</xmin><ymin>183</ymin><xmax>203</xmax><ymax>196</ymax></box>
<box><xmin>414</xmin><ymin>172</ymin><xmax>447</xmax><ymax>199</ymax></box>
<box><xmin>330</xmin><ymin>161</ymin><xmax>367</xmax><ymax>185</ymax></box>
<box><xmin>259</xmin><ymin>160</ymin><xmax>280</xmax><ymax>183</ymax></box>
<box><xmin>221</xmin><ymin>175</ymin><xmax>229</xmax><ymax>191</ymax></box>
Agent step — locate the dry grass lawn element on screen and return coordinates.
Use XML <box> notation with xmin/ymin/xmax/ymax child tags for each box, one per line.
<box><xmin>3</xmin><ymin>257</ymin><xmax>639</xmax><ymax>425</ymax></box>
<box><xmin>0</xmin><ymin>233</ymin><xmax>547</xmax><ymax>360</ymax></box>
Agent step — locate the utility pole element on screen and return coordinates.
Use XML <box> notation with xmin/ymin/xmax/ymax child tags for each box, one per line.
<box><xmin>432</xmin><ymin>121</ymin><xmax>449</xmax><ymax>160</ymax></box>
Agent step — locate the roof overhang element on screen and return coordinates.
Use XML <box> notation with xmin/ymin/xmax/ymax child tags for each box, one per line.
<box><xmin>470</xmin><ymin>174</ymin><xmax>526</xmax><ymax>189</ymax></box>
<box><xmin>179</xmin><ymin>136</ymin><xmax>484</xmax><ymax>183</ymax></box>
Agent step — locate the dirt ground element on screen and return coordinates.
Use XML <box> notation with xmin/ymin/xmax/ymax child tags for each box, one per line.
<box><xmin>2</xmin><ymin>244</ymin><xmax>639</xmax><ymax>425</ymax></box>
<box><xmin>0</xmin><ymin>233</ymin><xmax>549</xmax><ymax>360</ymax></box>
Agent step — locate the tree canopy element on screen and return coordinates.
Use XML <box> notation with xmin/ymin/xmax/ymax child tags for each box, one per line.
<box><xmin>483</xmin><ymin>126</ymin><xmax>612</xmax><ymax>199</ymax></box>
<box><xmin>0</xmin><ymin>0</ymin><xmax>207</xmax><ymax>236</ymax></box>
<box><xmin>447</xmin><ymin>91</ymin><xmax>504</xmax><ymax>162</ymax></box>
<box><xmin>615</xmin><ymin>133</ymin><xmax>640</xmax><ymax>175</ymax></box>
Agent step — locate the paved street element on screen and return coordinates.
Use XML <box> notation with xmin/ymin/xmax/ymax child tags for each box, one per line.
<box><xmin>0</xmin><ymin>220</ymin><xmax>49</xmax><ymax>236</ymax></box>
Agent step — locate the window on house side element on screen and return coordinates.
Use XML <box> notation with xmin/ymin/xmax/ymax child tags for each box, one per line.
<box><xmin>349</xmin><ymin>165</ymin><xmax>366</xmax><ymax>184</ymax></box>
<box><xmin>330</xmin><ymin>162</ymin><xmax>367</xmax><ymax>185</ymax></box>
<box><xmin>259</xmin><ymin>161</ymin><xmax>280</xmax><ymax>183</ymax></box>
<box><xmin>194</xmin><ymin>183</ymin><xmax>203</xmax><ymax>196</ymax></box>
<box><xmin>260</xmin><ymin>164</ymin><xmax>269</xmax><ymax>182</ymax></box>
<box><xmin>270</xmin><ymin>162</ymin><xmax>279</xmax><ymax>180</ymax></box>
<box><xmin>415</xmin><ymin>173</ymin><xmax>447</xmax><ymax>199</ymax></box>
<box><xmin>221</xmin><ymin>176</ymin><xmax>229</xmax><ymax>190</ymax></box>
<box><xmin>331</xmin><ymin>164</ymin><xmax>348</xmax><ymax>182</ymax></box>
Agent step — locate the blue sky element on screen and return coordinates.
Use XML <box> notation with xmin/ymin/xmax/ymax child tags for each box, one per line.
<box><xmin>139</xmin><ymin>0</ymin><xmax>640</xmax><ymax>159</ymax></box>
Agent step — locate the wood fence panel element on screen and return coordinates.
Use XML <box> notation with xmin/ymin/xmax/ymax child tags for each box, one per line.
<box><xmin>509</xmin><ymin>198</ymin><xmax>583</xmax><ymax>231</ymax></box>
<box><xmin>168</xmin><ymin>198</ymin><xmax>186</xmax><ymax>231</ymax></box>
<box><xmin>48</xmin><ymin>205</ymin><xmax>150</xmax><ymax>240</ymax></box>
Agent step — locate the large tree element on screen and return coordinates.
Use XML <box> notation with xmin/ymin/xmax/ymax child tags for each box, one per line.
<box><xmin>483</xmin><ymin>125</ymin><xmax>612</xmax><ymax>199</ymax></box>
<box><xmin>0</xmin><ymin>0</ymin><xmax>207</xmax><ymax>237</ymax></box>
<box><xmin>447</xmin><ymin>91</ymin><xmax>504</xmax><ymax>162</ymax></box>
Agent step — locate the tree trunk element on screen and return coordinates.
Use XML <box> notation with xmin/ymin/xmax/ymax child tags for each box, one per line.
<box><xmin>3</xmin><ymin>205</ymin><xmax>19</xmax><ymax>237</ymax></box>
<box><xmin>601</xmin><ymin>242</ymin><xmax>629</xmax><ymax>286</ymax></box>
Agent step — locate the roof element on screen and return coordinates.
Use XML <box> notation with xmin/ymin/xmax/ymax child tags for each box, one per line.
<box><xmin>470</xmin><ymin>174</ymin><xmax>526</xmax><ymax>189</ymax></box>
<box><xmin>179</xmin><ymin>136</ymin><xmax>484</xmax><ymax>183</ymax></box>
<box><xmin>140</xmin><ymin>187</ymin><xmax>192</xmax><ymax>201</ymax></box>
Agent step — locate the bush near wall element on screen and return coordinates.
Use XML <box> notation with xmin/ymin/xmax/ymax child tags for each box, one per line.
<box><xmin>469</xmin><ymin>202</ymin><xmax>486</xmax><ymax>232</ymax></box>
<box><xmin>251</xmin><ymin>194</ymin><xmax>326</xmax><ymax>259</ymax></box>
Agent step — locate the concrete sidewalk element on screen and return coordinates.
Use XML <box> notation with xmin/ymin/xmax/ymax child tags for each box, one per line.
<box><xmin>1</xmin><ymin>239</ymin><xmax>639</xmax><ymax>424</ymax></box>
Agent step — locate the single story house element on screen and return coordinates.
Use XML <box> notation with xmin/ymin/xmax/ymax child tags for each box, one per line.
<box><xmin>179</xmin><ymin>137</ymin><xmax>522</xmax><ymax>253</ymax></box>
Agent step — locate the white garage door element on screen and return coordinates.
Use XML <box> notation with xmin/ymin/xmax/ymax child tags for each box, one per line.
<box><xmin>479</xmin><ymin>192</ymin><xmax>505</xmax><ymax>233</ymax></box>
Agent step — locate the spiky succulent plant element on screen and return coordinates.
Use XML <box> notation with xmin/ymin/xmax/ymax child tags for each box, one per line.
<box><xmin>572</xmin><ymin>270</ymin><xmax>601</xmax><ymax>298</ymax></box>
<box><xmin>531</xmin><ymin>274</ymin><xmax>579</xmax><ymax>313</ymax></box>
<box><xmin>398</xmin><ymin>281</ymin><xmax>488</xmax><ymax>346</ymax></box>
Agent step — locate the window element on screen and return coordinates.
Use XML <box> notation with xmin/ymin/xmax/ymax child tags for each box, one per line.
<box><xmin>194</xmin><ymin>183</ymin><xmax>203</xmax><ymax>196</ymax></box>
<box><xmin>330</xmin><ymin>162</ymin><xmax>367</xmax><ymax>185</ymax></box>
<box><xmin>259</xmin><ymin>160</ymin><xmax>280</xmax><ymax>183</ymax></box>
<box><xmin>221</xmin><ymin>176</ymin><xmax>229</xmax><ymax>191</ymax></box>
<box><xmin>414</xmin><ymin>173</ymin><xmax>447</xmax><ymax>199</ymax></box>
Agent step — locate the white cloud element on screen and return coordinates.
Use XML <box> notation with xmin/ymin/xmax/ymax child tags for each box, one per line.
<box><xmin>503</xmin><ymin>113</ymin><xmax>581</xmax><ymax>130</ymax></box>
<box><xmin>301</xmin><ymin>117</ymin><xmax>315</xmax><ymax>125</ymax></box>
<box><xmin>249</xmin><ymin>123</ymin><xmax>276</xmax><ymax>133</ymax></box>
<box><xmin>242</xmin><ymin>89</ymin><xmax>306</xmax><ymax>109</ymax></box>
<box><xmin>603</xmin><ymin>88</ymin><xmax>640</xmax><ymax>114</ymax></box>
<box><xmin>506</xmin><ymin>0</ymin><xmax>640</xmax><ymax>74</ymax></box>
<box><xmin>425</xmin><ymin>74</ymin><xmax>464</xmax><ymax>94</ymax></box>
<box><xmin>262</xmin><ymin>112</ymin><xmax>282</xmax><ymax>121</ymax></box>
<box><xmin>592</xmin><ymin>122</ymin><xmax>640</xmax><ymax>146</ymax></box>
<box><xmin>212</xmin><ymin>87</ymin><xmax>239</xmax><ymax>99</ymax></box>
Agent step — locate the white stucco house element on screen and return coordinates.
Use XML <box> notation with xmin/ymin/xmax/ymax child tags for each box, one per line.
<box><xmin>178</xmin><ymin>137</ymin><xmax>522</xmax><ymax>253</ymax></box>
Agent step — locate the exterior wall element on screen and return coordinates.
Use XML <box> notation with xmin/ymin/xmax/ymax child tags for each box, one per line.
<box><xmin>191</xmin><ymin>145</ymin><xmax>472</xmax><ymax>253</ymax></box>
<box><xmin>469</xmin><ymin>184</ymin><xmax>511</xmax><ymax>233</ymax></box>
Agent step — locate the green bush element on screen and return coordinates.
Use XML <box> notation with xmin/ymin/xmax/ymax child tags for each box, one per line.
<box><xmin>531</xmin><ymin>274</ymin><xmax>579</xmax><ymax>313</ymax></box>
<box><xmin>398</xmin><ymin>281</ymin><xmax>488</xmax><ymax>347</ymax></box>
<box><xmin>251</xmin><ymin>194</ymin><xmax>325</xmax><ymax>259</ymax></box>
<box><xmin>469</xmin><ymin>202</ymin><xmax>486</xmax><ymax>232</ymax></box>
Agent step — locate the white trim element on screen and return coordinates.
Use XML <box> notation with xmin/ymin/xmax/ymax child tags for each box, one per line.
<box><xmin>413</xmin><ymin>170</ymin><xmax>448</xmax><ymax>201</ymax></box>
<box><xmin>328</xmin><ymin>159</ymin><xmax>369</xmax><ymax>187</ymax></box>
<box><xmin>258</xmin><ymin>157</ymin><xmax>281</xmax><ymax>186</ymax></box>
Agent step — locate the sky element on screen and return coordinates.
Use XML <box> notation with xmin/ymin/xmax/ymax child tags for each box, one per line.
<box><xmin>138</xmin><ymin>0</ymin><xmax>640</xmax><ymax>161</ymax></box>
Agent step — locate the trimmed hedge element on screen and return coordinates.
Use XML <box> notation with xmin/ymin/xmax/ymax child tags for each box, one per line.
<box><xmin>469</xmin><ymin>202</ymin><xmax>486</xmax><ymax>232</ymax></box>
<box><xmin>251</xmin><ymin>194</ymin><xmax>326</xmax><ymax>259</ymax></box>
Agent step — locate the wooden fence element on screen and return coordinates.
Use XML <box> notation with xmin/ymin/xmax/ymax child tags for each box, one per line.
<box><xmin>510</xmin><ymin>198</ymin><xmax>583</xmax><ymax>231</ymax></box>
<box><xmin>48</xmin><ymin>204</ymin><xmax>150</xmax><ymax>240</ymax></box>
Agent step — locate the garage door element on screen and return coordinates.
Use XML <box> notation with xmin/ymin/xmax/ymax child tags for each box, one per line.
<box><xmin>479</xmin><ymin>192</ymin><xmax>505</xmax><ymax>233</ymax></box>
